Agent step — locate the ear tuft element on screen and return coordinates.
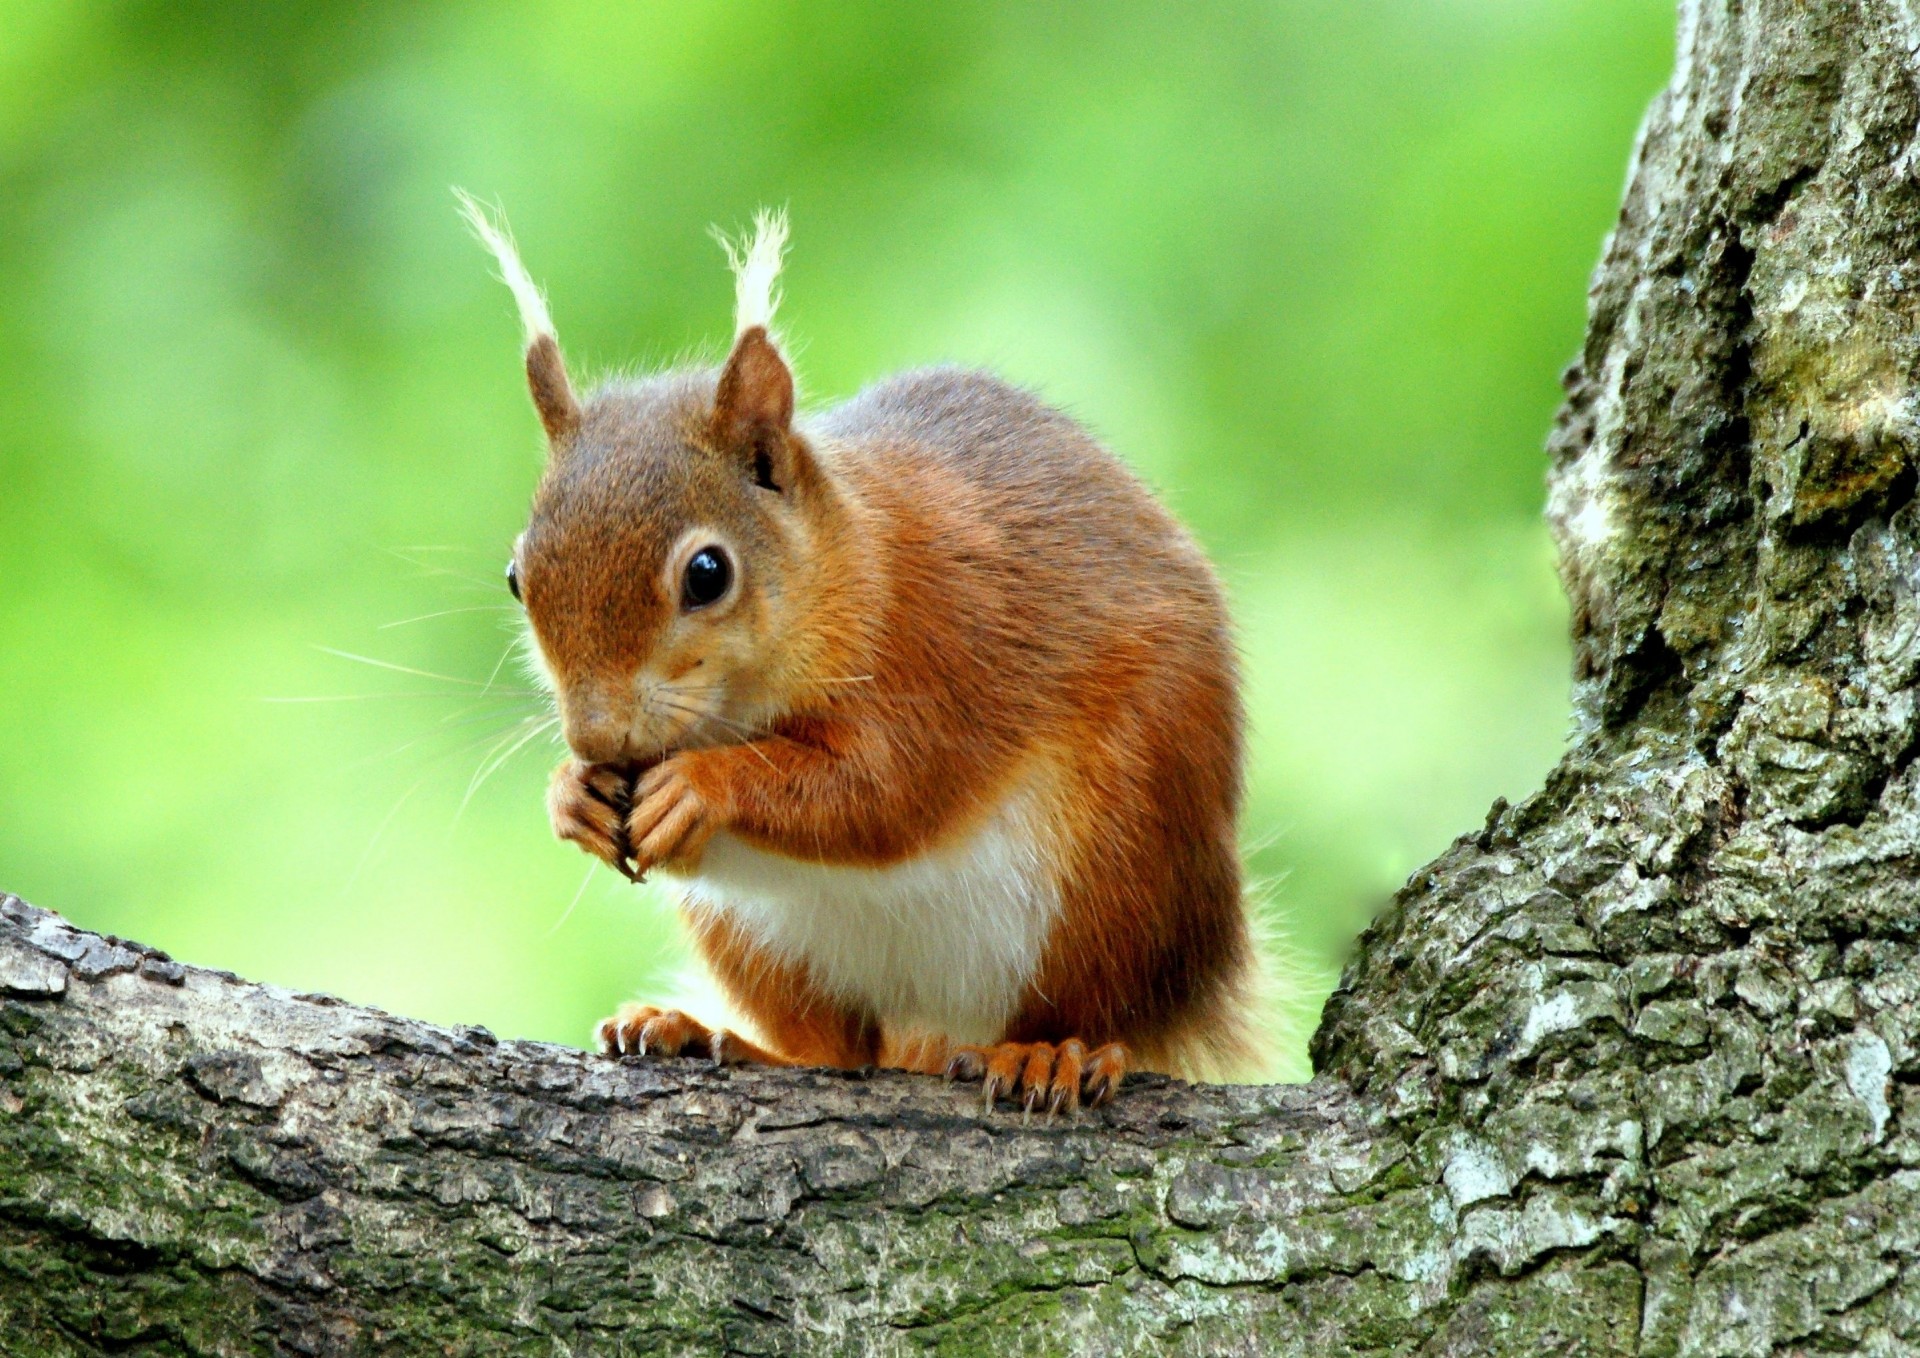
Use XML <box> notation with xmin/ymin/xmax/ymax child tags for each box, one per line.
<box><xmin>455</xmin><ymin>189</ymin><xmax>580</xmax><ymax>444</ymax></box>
<box><xmin>456</xmin><ymin>189</ymin><xmax>557</xmax><ymax>344</ymax></box>
<box><xmin>712</xmin><ymin>208</ymin><xmax>790</xmax><ymax>338</ymax></box>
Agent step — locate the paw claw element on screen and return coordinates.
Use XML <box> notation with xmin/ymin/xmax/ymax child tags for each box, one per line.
<box><xmin>596</xmin><ymin>1006</ymin><xmax>717</xmax><ymax>1062</ymax></box>
<box><xmin>942</xmin><ymin>1039</ymin><xmax>1124</xmax><ymax>1117</ymax></box>
<box><xmin>1076</xmin><ymin>1043</ymin><xmax>1128</xmax><ymax>1108</ymax></box>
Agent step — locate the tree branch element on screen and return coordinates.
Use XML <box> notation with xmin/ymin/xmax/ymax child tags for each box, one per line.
<box><xmin>5</xmin><ymin>892</ymin><xmax>1477</xmax><ymax>1355</ymax></box>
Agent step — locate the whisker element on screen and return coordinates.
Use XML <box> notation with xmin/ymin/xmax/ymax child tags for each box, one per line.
<box><xmin>385</xmin><ymin>567</ymin><xmax>505</xmax><ymax>596</ymax></box>
<box><xmin>667</xmin><ymin>676</ymin><xmax>945</xmax><ymax>710</ymax></box>
<box><xmin>259</xmin><ymin>692</ymin><xmax>530</xmax><ymax>704</ymax></box>
<box><xmin>437</xmin><ymin>700</ymin><xmax>538</xmax><ymax>728</ymax></box>
<box><xmin>452</xmin><ymin>714</ymin><xmax>562</xmax><ymax>827</ymax></box>
<box><xmin>651</xmin><ymin>697</ymin><xmax>778</xmax><ymax>771</ymax></box>
<box><xmin>314</xmin><ymin>645</ymin><xmax>541</xmax><ymax>694</ymax></box>
<box><xmin>480</xmin><ymin>636</ymin><xmax>527</xmax><ymax>697</ymax></box>
<box><xmin>378</xmin><ymin>605</ymin><xmax>520</xmax><ymax>630</ymax></box>
<box><xmin>651</xmin><ymin>695</ymin><xmax>759</xmax><ymax>737</ymax></box>
<box><xmin>337</xmin><ymin>705</ymin><xmax>551</xmax><ymax>776</ymax></box>
<box><xmin>671</xmin><ymin>674</ymin><xmax>874</xmax><ymax>694</ymax></box>
<box><xmin>339</xmin><ymin>773</ymin><xmax>431</xmax><ymax>898</ymax></box>
<box><xmin>385</xmin><ymin>546</ymin><xmax>510</xmax><ymax>591</ymax></box>
<box><xmin>728</xmin><ymin>731</ymin><xmax>779</xmax><ymax>771</ymax></box>
<box><xmin>545</xmin><ymin>864</ymin><xmax>599</xmax><ymax>938</ymax></box>
<box><xmin>331</xmin><ymin>704</ymin><xmax>555</xmax><ymax>891</ymax></box>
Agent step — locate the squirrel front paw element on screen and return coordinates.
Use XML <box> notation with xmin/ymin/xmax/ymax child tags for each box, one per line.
<box><xmin>626</xmin><ymin>757</ymin><xmax>724</xmax><ymax>875</ymax></box>
<box><xmin>547</xmin><ymin>759</ymin><xmax>635</xmax><ymax>877</ymax></box>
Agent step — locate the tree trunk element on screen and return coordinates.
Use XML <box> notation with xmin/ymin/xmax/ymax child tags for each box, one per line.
<box><xmin>8</xmin><ymin>2</ymin><xmax>1920</xmax><ymax>1352</ymax></box>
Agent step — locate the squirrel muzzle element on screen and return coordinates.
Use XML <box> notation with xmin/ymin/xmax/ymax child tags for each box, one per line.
<box><xmin>558</xmin><ymin>682</ymin><xmax>632</xmax><ymax>765</ymax></box>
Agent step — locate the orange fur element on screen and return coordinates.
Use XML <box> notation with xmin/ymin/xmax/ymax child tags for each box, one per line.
<box><xmin>500</xmin><ymin>247</ymin><xmax>1258</xmax><ymax>1105</ymax></box>
<box><xmin>687</xmin><ymin>909</ymin><xmax>880</xmax><ymax>1067</ymax></box>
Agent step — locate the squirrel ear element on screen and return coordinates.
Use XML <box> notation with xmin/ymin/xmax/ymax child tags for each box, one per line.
<box><xmin>526</xmin><ymin>333</ymin><xmax>581</xmax><ymax>444</ymax></box>
<box><xmin>711</xmin><ymin>326</ymin><xmax>799</xmax><ymax>489</ymax></box>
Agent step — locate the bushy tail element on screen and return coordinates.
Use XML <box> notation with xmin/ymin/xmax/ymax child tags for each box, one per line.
<box><xmin>1143</xmin><ymin>877</ymin><xmax>1329</xmax><ymax>1085</ymax></box>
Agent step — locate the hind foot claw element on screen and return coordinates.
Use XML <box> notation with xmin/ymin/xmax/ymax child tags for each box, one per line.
<box><xmin>944</xmin><ymin>1039</ymin><xmax>1128</xmax><ymax>1115</ymax></box>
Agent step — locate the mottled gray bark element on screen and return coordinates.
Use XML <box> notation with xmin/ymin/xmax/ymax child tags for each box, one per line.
<box><xmin>2</xmin><ymin>894</ymin><xmax>1409</xmax><ymax>1356</ymax></box>
<box><xmin>7</xmin><ymin>1</ymin><xmax>1920</xmax><ymax>1352</ymax></box>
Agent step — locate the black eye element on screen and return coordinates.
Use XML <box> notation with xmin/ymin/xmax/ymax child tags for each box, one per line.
<box><xmin>506</xmin><ymin>559</ymin><xmax>522</xmax><ymax>602</ymax></box>
<box><xmin>682</xmin><ymin>546</ymin><xmax>732</xmax><ymax>610</ymax></box>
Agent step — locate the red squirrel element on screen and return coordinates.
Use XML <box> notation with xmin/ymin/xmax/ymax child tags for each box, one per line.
<box><xmin>461</xmin><ymin>196</ymin><xmax>1261</xmax><ymax>1110</ymax></box>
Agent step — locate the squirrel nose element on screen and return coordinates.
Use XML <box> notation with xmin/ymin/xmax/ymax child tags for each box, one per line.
<box><xmin>560</xmin><ymin>688</ymin><xmax>628</xmax><ymax>763</ymax></box>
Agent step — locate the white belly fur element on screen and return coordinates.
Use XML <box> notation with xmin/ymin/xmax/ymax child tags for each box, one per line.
<box><xmin>669</xmin><ymin>771</ymin><xmax>1062</xmax><ymax>1045</ymax></box>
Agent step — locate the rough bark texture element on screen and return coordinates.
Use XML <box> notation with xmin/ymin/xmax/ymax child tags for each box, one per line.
<box><xmin>1</xmin><ymin>894</ymin><xmax>1407</xmax><ymax>1356</ymax></box>
<box><xmin>8</xmin><ymin>2</ymin><xmax>1920</xmax><ymax>1352</ymax></box>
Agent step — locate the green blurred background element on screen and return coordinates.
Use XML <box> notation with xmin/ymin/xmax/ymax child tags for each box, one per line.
<box><xmin>0</xmin><ymin>1</ymin><xmax>1674</xmax><ymax>1079</ymax></box>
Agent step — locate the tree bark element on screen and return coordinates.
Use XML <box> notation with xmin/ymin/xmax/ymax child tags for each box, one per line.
<box><xmin>8</xmin><ymin>2</ymin><xmax>1920</xmax><ymax>1352</ymax></box>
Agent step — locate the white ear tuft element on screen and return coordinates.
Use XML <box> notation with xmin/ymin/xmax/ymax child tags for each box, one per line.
<box><xmin>714</xmin><ymin>208</ymin><xmax>790</xmax><ymax>338</ymax></box>
<box><xmin>454</xmin><ymin>188</ymin><xmax>557</xmax><ymax>345</ymax></box>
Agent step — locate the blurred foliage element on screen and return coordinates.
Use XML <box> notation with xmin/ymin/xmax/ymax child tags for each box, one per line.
<box><xmin>0</xmin><ymin>1</ymin><xmax>1673</xmax><ymax>1079</ymax></box>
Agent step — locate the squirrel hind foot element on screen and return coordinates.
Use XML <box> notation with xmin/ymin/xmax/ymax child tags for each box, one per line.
<box><xmin>944</xmin><ymin>1039</ymin><xmax>1128</xmax><ymax>1116</ymax></box>
<box><xmin>595</xmin><ymin>1004</ymin><xmax>789</xmax><ymax>1067</ymax></box>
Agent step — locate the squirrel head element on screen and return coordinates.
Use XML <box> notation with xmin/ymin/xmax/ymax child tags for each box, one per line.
<box><xmin>460</xmin><ymin>198</ymin><xmax>841</xmax><ymax>764</ymax></box>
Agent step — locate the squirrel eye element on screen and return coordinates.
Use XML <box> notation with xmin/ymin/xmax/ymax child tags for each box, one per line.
<box><xmin>506</xmin><ymin>560</ymin><xmax>522</xmax><ymax>603</ymax></box>
<box><xmin>682</xmin><ymin>546</ymin><xmax>732</xmax><ymax>610</ymax></box>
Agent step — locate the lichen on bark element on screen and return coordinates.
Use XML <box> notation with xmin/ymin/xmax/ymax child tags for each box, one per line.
<box><xmin>8</xmin><ymin>2</ymin><xmax>1920</xmax><ymax>1353</ymax></box>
